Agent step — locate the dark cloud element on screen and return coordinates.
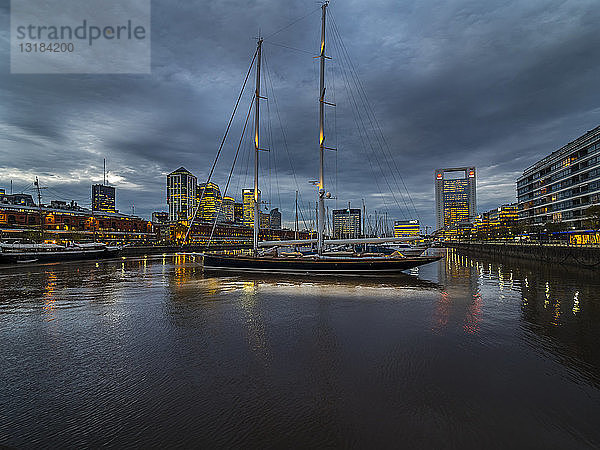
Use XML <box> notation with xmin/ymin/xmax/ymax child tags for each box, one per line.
<box><xmin>1</xmin><ymin>0</ymin><xmax>600</xmax><ymax>229</ymax></box>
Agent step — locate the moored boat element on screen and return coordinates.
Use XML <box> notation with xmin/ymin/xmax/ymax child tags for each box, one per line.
<box><xmin>0</xmin><ymin>242</ymin><xmax>122</xmax><ymax>265</ymax></box>
<box><xmin>198</xmin><ymin>2</ymin><xmax>442</xmax><ymax>275</ymax></box>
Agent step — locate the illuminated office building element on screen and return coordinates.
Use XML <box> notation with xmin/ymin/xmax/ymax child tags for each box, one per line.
<box><xmin>221</xmin><ymin>196</ymin><xmax>235</xmax><ymax>223</ymax></box>
<box><xmin>434</xmin><ymin>167</ymin><xmax>477</xmax><ymax>231</ymax></box>
<box><xmin>394</xmin><ymin>219</ymin><xmax>420</xmax><ymax>238</ymax></box>
<box><xmin>196</xmin><ymin>182</ymin><xmax>222</xmax><ymax>222</ymax></box>
<box><xmin>92</xmin><ymin>184</ymin><xmax>116</xmax><ymax>213</ymax></box>
<box><xmin>167</xmin><ymin>167</ymin><xmax>197</xmax><ymax>221</ymax></box>
<box><xmin>260</xmin><ymin>212</ymin><xmax>270</xmax><ymax>229</ymax></box>
<box><xmin>234</xmin><ymin>202</ymin><xmax>243</xmax><ymax>224</ymax></box>
<box><xmin>270</xmin><ymin>208</ymin><xmax>282</xmax><ymax>230</ymax></box>
<box><xmin>242</xmin><ymin>188</ymin><xmax>261</xmax><ymax>227</ymax></box>
<box><xmin>332</xmin><ymin>208</ymin><xmax>361</xmax><ymax>238</ymax></box>
<box><xmin>517</xmin><ymin>125</ymin><xmax>600</xmax><ymax>228</ymax></box>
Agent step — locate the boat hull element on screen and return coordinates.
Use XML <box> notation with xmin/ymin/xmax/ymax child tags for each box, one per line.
<box><xmin>0</xmin><ymin>248</ymin><xmax>121</xmax><ymax>265</ymax></box>
<box><xmin>202</xmin><ymin>253</ymin><xmax>442</xmax><ymax>275</ymax></box>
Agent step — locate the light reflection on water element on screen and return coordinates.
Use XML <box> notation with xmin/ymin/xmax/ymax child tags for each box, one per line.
<box><xmin>0</xmin><ymin>250</ymin><xmax>599</xmax><ymax>448</ymax></box>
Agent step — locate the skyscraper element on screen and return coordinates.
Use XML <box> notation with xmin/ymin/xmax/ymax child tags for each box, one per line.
<box><xmin>221</xmin><ymin>196</ymin><xmax>235</xmax><ymax>223</ymax></box>
<box><xmin>234</xmin><ymin>202</ymin><xmax>243</xmax><ymax>224</ymax></box>
<box><xmin>92</xmin><ymin>184</ymin><xmax>116</xmax><ymax>212</ymax></box>
<box><xmin>269</xmin><ymin>208</ymin><xmax>282</xmax><ymax>230</ymax></box>
<box><xmin>332</xmin><ymin>208</ymin><xmax>361</xmax><ymax>238</ymax></box>
<box><xmin>167</xmin><ymin>167</ymin><xmax>197</xmax><ymax>221</ymax></box>
<box><xmin>196</xmin><ymin>182</ymin><xmax>222</xmax><ymax>222</ymax></box>
<box><xmin>242</xmin><ymin>188</ymin><xmax>260</xmax><ymax>227</ymax></box>
<box><xmin>434</xmin><ymin>167</ymin><xmax>476</xmax><ymax>231</ymax></box>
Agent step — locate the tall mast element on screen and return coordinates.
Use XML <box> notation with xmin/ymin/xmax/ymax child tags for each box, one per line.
<box><xmin>35</xmin><ymin>177</ymin><xmax>43</xmax><ymax>242</ymax></box>
<box><xmin>295</xmin><ymin>190</ymin><xmax>299</xmax><ymax>239</ymax></box>
<box><xmin>253</xmin><ymin>38</ymin><xmax>263</xmax><ymax>255</ymax></box>
<box><xmin>317</xmin><ymin>1</ymin><xmax>328</xmax><ymax>255</ymax></box>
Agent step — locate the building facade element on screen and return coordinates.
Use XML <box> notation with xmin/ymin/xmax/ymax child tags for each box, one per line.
<box><xmin>91</xmin><ymin>184</ymin><xmax>116</xmax><ymax>212</ymax></box>
<box><xmin>196</xmin><ymin>182</ymin><xmax>222</xmax><ymax>222</ymax></box>
<box><xmin>152</xmin><ymin>212</ymin><xmax>169</xmax><ymax>223</ymax></box>
<box><xmin>517</xmin><ymin>126</ymin><xmax>600</xmax><ymax>228</ymax></box>
<box><xmin>434</xmin><ymin>167</ymin><xmax>477</xmax><ymax>231</ymax></box>
<box><xmin>167</xmin><ymin>167</ymin><xmax>197</xmax><ymax>221</ymax></box>
<box><xmin>270</xmin><ymin>208</ymin><xmax>282</xmax><ymax>230</ymax></box>
<box><xmin>234</xmin><ymin>202</ymin><xmax>243</xmax><ymax>224</ymax></box>
<box><xmin>221</xmin><ymin>196</ymin><xmax>235</xmax><ymax>223</ymax></box>
<box><xmin>242</xmin><ymin>188</ymin><xmax>260</xmax><ymax>228</ymax></box>
<box><xmin>332</xmin><ymin>208</ymin><xmax>361</xmax><ymax>239</ymax></box>
<box><xmin>394</xmin><ymin>219</ymin><xmax>420</xmax><ymax>238</ymax></box>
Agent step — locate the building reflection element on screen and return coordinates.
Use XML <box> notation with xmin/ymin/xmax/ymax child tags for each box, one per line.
<box><xmin>450</xmin><ymin>247</ymin><xmax>600</xmax><ymax>382</ymax></box>
<box><xmin>434</xmin><ymin>249</ymin><xmax>482</xmax><ymax>334</ymax></box>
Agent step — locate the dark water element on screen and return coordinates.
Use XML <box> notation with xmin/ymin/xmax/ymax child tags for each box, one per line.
<box><xmin>1</xmin><ymin>250</ymin><xmax>600</xmax><ymax>448</ymax></box>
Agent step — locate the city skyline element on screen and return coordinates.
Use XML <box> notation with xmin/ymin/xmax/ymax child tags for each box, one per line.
<box><xmin>2</xmin><ymin>0</ymin><xmax>600</xmax><ymax>230</ymax></box>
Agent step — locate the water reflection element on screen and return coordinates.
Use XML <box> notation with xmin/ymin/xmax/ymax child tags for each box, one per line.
<box><xmin>445</xmin><ymin>247</ymin><xmax>600</xmax><ymax>383</ymax></box>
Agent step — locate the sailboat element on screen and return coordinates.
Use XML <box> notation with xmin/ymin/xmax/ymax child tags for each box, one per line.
<box><xmin>202</xmin><ymin>2</ymin><xmax>442</xmax><ymax>275</ymax></box>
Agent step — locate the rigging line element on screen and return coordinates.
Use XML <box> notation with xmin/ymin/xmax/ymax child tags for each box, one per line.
<box><xmin>263</xmin><ymin>50</ymin><xmax>309</xmax><ymax>231</ymax></box>
<box><xmin>207</xmin><ymin>96</ymin><xmax>255</xmax><ymax>248</ymax></box>
<box><xmin>327</xmin><ymin>23</ymin><xmax>395</xmax><ymax>219</ymax></box>
<box><xmin>328</xmin><ymin>17</ymin><xmax>401</xmax><ymax>218</ymax></box>
<box><xmin>330</xmin><ymin>19</ymin><xmax>411</xmax><ymax>221</ymax></box>
<box><xmin>183</xmin><ymin>48</ymin><xmax>257</xmax><ymax>245</ymax></box>
<box><xmin>264</xmin><ymin>6</ymin><xmax>321</xmax><ymax>40</ymax></box>
<box><xmin>263</xmin><ymin>54</ymin><xmax>282</xmax><ymax>210</ymax></box>
<box><xmin>330</xmin><ymin>16</ymin><xmax>420</xmax><ymax>223</ymax></box>
<box><xmin>263</xmin><ymin>41</ymin><xmax>314</xmax><ymax>55</ymax></box>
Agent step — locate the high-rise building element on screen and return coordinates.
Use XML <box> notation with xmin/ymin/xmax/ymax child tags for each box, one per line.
<box><xmin>167</xmin><ymin>167</ymin><xmax>197</xmax><ymax>221</ymax></box>
<box><xmin>517</xmin><ymin>125</ymin><xmax>600</xmax><ymax>228</ymax></box>
<box><xmin>221</xmin><ymin>196</ymin><xmax>235</xmax><ymax>223</ymax></box>
<box><xmin>434</xmin><ymin>167</ymin><xmax>477</xmax><ymax>231</ymax></box>
<box><xmin>92</xmin><ymin>184</ymin><xmax>116</xmax><ymax>212</ymax></box>
<box><xmin>242</xmin><ymin>188</ymin><xmax>261</xmax><ymax>227</ymax></box>
<box><xmin>260</xmin><ymin>212</ymin><xmax>270</xmax><ymax>229</ymax></box>
<box><xmin>270</xmin><ymin>208</ymin><xmax>282</xmax><ymax>230</ymax></box>
<box><xmin>196</xmin><ymin>182</ymin><xmax>222</xmax><ymax>222</ymax></box>
<box><xmin>394</xmin><ymin>219</ymin><xmax>420</xmax><ymax>238</ymax></box>
<box><xmin>234</xmin><ymin>202</ymin><xmax>243</xmax><ymax>224</ymax></box>
<box><xmin>332</xmin><ymin>208</ymin><xmax>361</xmax><ymax>238</ymax></box>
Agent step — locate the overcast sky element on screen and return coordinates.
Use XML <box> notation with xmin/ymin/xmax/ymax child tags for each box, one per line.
<box><xmin>2</xmin><ymin>0</ymin><xmax>600</xmax><ymax>230</ymax></box>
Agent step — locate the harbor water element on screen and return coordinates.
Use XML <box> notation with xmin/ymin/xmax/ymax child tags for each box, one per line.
<box><xmin>1</xmin><ymin>249</ymin><xmax>599</xmax><ymax>448</ymax></box>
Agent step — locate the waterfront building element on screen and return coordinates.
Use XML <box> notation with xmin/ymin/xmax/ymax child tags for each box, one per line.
<box><xmin>196</xmin><ymin>182</ymin><xmax>222</xmax><ymax>222</ymax></box>
<box><xmin>152</xmin><ymin>212</ymin><xmax>169</xmax><ymax>223</ymax></box>
<box><xmin>0</xmin><ymin>202</ymin><xmax>153</xmax><ymax>243</ymax></box>
<box><xmin>270</xmin><ymin>208</ymin><xmax>282</xmax><ymax>230</ymax></box>
<box><xmin>92</xmin><ymin>184</ymin><xmax>116</xmax><ymax>213</ymax></box>
<box><xmin>472</xmin><ymin>203</ymin><xmax>518</xmax><ymax>239</ymax></box>
<box><xmin>0</xmin><ymin>193</ymin><xmax>35</xmax><ymax>207</ymax></box>
<box><xmin>234</xmin><ymin>202</ymin><xmax>243</xmax><ymax>224</ymax></box>
<box><xmin>517</xmin><ymin>125</ymin><xmax>600</xmax><ymax>228</ymax></box>
<box><xmin>394</xmin><ymin>219</ymin><xmax>420</xmax><ymax>238</ymax></box>
<box><xmin>434</xmin><ymin>167</ymin><xmax>477</xmax><ymax>231</ymax></box>
<box><xmin>221</xmin><ymin>196</ymin><xmax>235</xmax><ymax>223</ymax></box>
<box><xmin>332</xmin><ymin>208</ymin><xmax>361</xmax><ymax>238</ymax></box>
<box><xmin>242</xmin><ymin>188</ymin><xmax>261</xmax><ymax>227</ymax></box>
<box><xmin>167</xmin><ymin>167</ymin><xmax>197</xmax><ymax>221</ymax></box>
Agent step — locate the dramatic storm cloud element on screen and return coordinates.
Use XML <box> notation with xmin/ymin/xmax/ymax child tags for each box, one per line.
<box><xmin>1</xmin><ymin>0</ymin><xmax>600</xmax><ymax>229</ymax></box>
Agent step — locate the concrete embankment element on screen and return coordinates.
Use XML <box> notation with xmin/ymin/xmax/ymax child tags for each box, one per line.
<box><xmin>446</xmin><ymin>242</ymin><xmax>600</xmax><ymax>268</ymax></box>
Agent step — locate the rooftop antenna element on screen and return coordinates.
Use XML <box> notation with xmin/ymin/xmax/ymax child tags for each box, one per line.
<box><xmin>103</xmin><ymin>158</ymin><xmax>106</xmax><ymax>185</ymax></box>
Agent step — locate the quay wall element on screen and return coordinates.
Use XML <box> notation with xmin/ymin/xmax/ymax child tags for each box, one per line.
<box><xmin>446</xmin><ymin>242</ymin><xmax>600</xmax><ymax>268</ymax></box>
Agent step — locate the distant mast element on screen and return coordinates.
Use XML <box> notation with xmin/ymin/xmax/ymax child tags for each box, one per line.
<box><xmin>253</xmin><ymin>38</ymin><xmax>263</xmax><ymax>255</ymax></box>
<box><xmin>317</xmin><ymin>1</ymin><xmax>328</xmax><ymax>255</ymax></box>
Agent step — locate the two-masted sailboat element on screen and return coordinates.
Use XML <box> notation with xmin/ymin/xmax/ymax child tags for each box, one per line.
<box><xmin>201</xmin><ymin>2</ymin><xmax>441</xmax><ymax>275</ymax></box>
